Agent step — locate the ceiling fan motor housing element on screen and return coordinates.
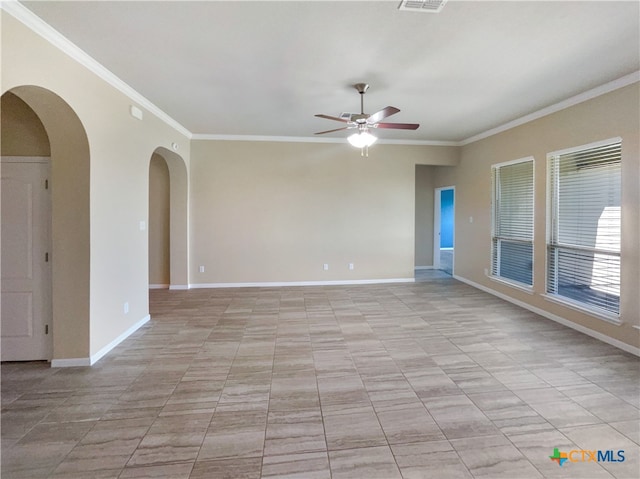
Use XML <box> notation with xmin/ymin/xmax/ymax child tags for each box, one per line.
<box><xmin>354</xmin><ymin>83</ymin><xmax>370</xmax><ymax>94</ymax></box>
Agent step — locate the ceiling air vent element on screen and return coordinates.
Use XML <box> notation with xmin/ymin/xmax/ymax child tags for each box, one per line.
<box><xmin>398</xmin><ymin>0</ymin><xmax>447</xmax><ymax>13</ymax></box>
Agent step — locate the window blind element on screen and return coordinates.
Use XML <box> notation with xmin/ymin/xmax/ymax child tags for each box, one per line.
<box><xmin>547</xmin><ymin>140</ymin><xmax>621</xmax><ymax>315</ymax></box>
<box><xmin>491</xmin><ymin>159</ymin><xmax>534</xmax><ymax>286</ymax></box>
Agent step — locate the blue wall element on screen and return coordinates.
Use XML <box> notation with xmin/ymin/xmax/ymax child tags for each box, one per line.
<box><xmin>440</xmin><ymin>189</ymin><xmax>454</xmax><ymax>248</ymax></box>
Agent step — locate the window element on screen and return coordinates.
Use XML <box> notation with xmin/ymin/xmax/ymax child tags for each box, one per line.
<box><xmin>491</xmin><ymin>158</ymin><xmax>534</xmax><ymax>287</ymax></box>
<box><xmin>547</xmin><ymin>139</ymin><xmax>621</xmax><ymax>316</ymax></box>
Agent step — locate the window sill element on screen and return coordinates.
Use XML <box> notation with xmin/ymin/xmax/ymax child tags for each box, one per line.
<box><xmin>487</xmin><ymin>274</ymin><xmax>534</xmax><ymax>295</ymax></box>
<box><xmin>542</xmin><ymin>294</ymin><xmax>621</xmax><ymax>325</ymax></box>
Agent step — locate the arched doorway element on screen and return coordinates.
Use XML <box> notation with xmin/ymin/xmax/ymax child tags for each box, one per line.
<box><xmin>149</xmin><ymin>153</ymin><xmax>170</xmax><ymax>288</ymax></box>
<box><xmin>1</xmin><ymin>86</ymin><xmax>90</xmax><ymax>363</ymax></box>
<box><xmin>1</xmin><ymin>92</ymin><xmax>52</xmax><ymax>360</ymax></box>
<box><xmin>148</xmin><ymin>147</ymin><xmax>189</xmax><ymax>290</ymax></box>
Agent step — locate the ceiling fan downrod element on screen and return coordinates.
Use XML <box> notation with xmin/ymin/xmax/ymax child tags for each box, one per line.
<box><xmin>354</xmin><ymin>83</ymin><xmax>369</xmax><ymax>115</ymax></box>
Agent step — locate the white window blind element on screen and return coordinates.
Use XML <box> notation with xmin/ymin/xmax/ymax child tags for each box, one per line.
<box><xmin>547</xmin><ymin>139</ymin><xmax>621</xmax><ymax>316</ymax></box>
<box><xmin>491</xmin><ymin>158</ymin><xmax>534</xmax><ymax>286</ymax></box>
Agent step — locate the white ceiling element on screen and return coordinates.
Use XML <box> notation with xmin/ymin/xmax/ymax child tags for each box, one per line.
<box><xmin>20</xmin><ymin>1</ymin><xmax>640</xmax><ymax>143</ymax></box>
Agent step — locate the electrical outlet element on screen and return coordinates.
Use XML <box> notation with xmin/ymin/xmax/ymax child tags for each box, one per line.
<box><xmin>199</xmin><ymin>265</ymin><xmax>205</xmax><ymax>273</ymax></box>
<box><xmin>124</xmin><ymin>302</ymin><xmax>129</xmax><ymax>314</ymax></box>
<box><xmin>349</xmin><ymin>263</ymin><xmax>354</xmax><ymax>270</ymax></box>
<box><xmin>323</xmin><ymin>264</ymin><xmax>329</xmax><ymax>271</ymax></box>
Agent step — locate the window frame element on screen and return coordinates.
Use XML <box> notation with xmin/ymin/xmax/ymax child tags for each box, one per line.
<box><xmin>490</xmin><ymin>156</ymin><xmax>535</xmax><ymax>290</ymax></box>
<box><xmin>545</xmin><ymin>137</ymin><xmax>622</xmax><ymax>321</ymax></box>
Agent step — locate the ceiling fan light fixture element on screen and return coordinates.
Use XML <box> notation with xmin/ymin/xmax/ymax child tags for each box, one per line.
<box><xmin>348</xmin><ymin>130</ymin><xmax>377</xmax><ymax>148</ymax></box>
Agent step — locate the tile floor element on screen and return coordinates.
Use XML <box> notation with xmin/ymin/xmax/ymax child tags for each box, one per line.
<box><xmin>2</xmin><ymin>276</ymin><xmax>639</xmax><ymax>478</ymax></box>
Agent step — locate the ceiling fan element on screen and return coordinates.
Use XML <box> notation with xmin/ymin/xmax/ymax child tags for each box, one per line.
<box><xmin>314</xmin><ymin>83</ymin><xmax>419</xmax><ymax>155</ymax></box>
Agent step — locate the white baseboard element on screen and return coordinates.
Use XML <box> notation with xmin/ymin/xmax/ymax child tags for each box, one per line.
<box><xmin>415</xmin><ymin>266</ymin><xmax>434</xmax><ymax>270</ymax></box>
<box><xmin>169</xmin><ymin>284</ymin><xmax>189</xmax><ymax>290</ymax></box>
<box><xmin>149</xmin><ymin>284</ymin><xmax>169</xmax><ymax>289</ymax></box>
<box><xmin>51</xmin><ymin>314</ymin><xmax>151</xmax><ymax>368</ymax></box>
<box><xmin>453</xmin><ymin>274</ymin><xmax>640</xmax><ymax>357</ymax></box>
<box><xmin>51</xmin><ymin>357</ymin><xmax>91</xmax><ymax>367</ymax></box>
<box><xmin>189</xmin><ymin>278</ymin><xmax>415</xmax><ymax>289</ymax></box>
<box><xmin>90</xmin><ymin>314</ymin><xmax>150</xmax><ymax>365</ymax></box>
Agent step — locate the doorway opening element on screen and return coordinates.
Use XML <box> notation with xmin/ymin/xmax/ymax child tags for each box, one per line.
<box><xmin>147</xmin><ymin>147</ymin><xmax>189</xmax><ymax>291</ymax></box>
<box><xmin>149</xmin><ymin>153</ymin><xmax>170</xmax><ymax>289</ymax></box>
<box><xmin>1</xmin><ymin>87</ymin><xmax>90</xmax><ymax>363</ymax></box>
<box><xmin>434</xmin><ymin>186</ymin><xmax>455</xmax><ymax>275</ymax></box>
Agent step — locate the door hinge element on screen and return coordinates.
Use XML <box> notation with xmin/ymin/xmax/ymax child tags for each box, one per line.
<box><xmin>45</xmin><ymin>324</ymin><xmax>49</xmax><ymax>334</ymax></box>
<box><xmin>45</xmin><ymin>179</ymin><xmax>49</xmax><ymax>190</ymax></box>
<box><xmin>45</xmin><ymin>252</ymin><xmax>49</xmax><ymax>262</ymax></box>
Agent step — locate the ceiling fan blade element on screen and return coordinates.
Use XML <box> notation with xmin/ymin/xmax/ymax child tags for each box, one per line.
<box><xmin>314</xmin><ymin>126</ymin><xmax>350</xmax><ymax>135</ymax></box>
<box><xmin>315</xmin><ymin>114</ymin><xmax>349</xmax><ymax>123</ymax></box>
<box><xmin>375</xmin><ymin>122</ymin><xmax>420</xmax><ymax>130</ymax></box>
<box><xmin>366</xmin><ymin>106</ymin><xmax>400</xmax><ymax>124</ymax></box>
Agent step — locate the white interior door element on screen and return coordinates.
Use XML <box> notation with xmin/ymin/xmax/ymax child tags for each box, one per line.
<box><xmin>1</xmin><ymin>157</ymin><xmax>52</xmax><ymax>361</ymax></box>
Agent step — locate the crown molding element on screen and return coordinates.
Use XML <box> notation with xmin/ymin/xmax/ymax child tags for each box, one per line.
<box><xmin>1</xmin><ymin>0</ymin><xmax>192</xmax><ymax>139</ymax></box>
<box><xmin>460</xmin><ymin>71</ymin><xmax>640</xmax><ymax>146</ymax></box>
<box><xmin>192</xmin><ymin>134</ymin><xmax>346</xmax><ymax>144</ymax></box>
<box><xmin>191</xmin><ymin>133</ymin><xmax>458</xmax><ymax>147</ymax></box>
<box><xmin>377</xmin><ymin>138</ymin><xmax>459</xmax><ymax>147</ymax></box>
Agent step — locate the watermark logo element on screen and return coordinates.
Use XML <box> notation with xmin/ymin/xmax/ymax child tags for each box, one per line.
<box><xmin>550</xmin><ymin>448</ymin><xmax>625</xmax><ymax>467</ymax></box>
<box><xmin>550</xmin><ymin>448</ymin><xmax>568</xmax><ymax>466</ymax></box>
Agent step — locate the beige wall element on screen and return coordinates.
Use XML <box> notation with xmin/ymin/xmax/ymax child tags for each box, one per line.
<box><xmin>148</xmin><ymin>153</ymin><xmax>170</xmax><ymax>286</ymax></box>
<box><xmin>1</xmin><ymin>92</ymin><xmax>51</xmax><ymax>156</ymax></box>
<box><xmin>190</xmin><ymin>141</ymin><xmax>457</xmax><ymax>284</ymax></box>
<box><xmin>415</xmin><ymin>165</ymin><xmax>434</xmax><ymax>267</ymax></box>
<box><xmin>433</xmin><ymin>83</ymin><xmax>640</xmax><ymax>350</ymax></box>
<box><xmin>2</xmin><ymin>12</ymin><xmax>191</xmax><ymax>360</ymax></box>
